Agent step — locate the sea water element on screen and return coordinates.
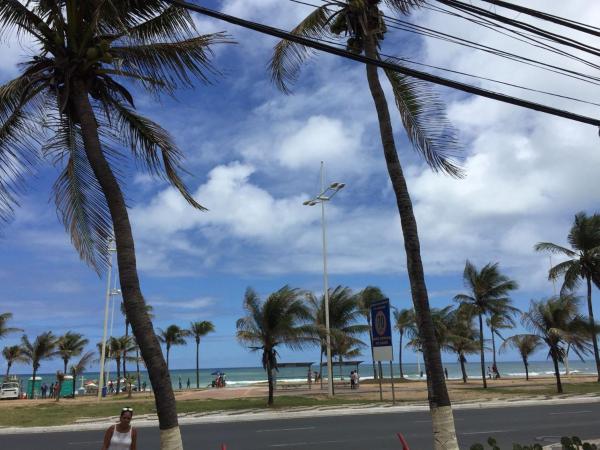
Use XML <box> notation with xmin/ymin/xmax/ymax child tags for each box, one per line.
<box><xmin>10</xmin><ymin>359</ymin><xmax>598</xmax><ymax>397</ymax></box>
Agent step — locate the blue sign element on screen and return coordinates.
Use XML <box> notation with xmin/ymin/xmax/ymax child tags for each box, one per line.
<box><xmin>370</xmin><ymin>299</ymin><xmax>393</xmax><ymax>360</ymax></box>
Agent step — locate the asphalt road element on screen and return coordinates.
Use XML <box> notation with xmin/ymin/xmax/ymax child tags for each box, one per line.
<box><xmin>3</xmin><ymin>401</ymin><xmax>600</xmax><ymax>449</ymax></box>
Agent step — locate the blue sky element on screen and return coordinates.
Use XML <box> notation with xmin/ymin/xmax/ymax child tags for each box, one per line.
<box><xmin>1</xmin><ymin>0</ymin><xmax>600</xmax><ymax>374</ymax></box>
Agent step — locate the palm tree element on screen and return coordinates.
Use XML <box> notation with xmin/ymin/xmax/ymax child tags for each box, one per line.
<box><xmin>108</xmin><ymin>336</ymin><xmax>136</xmax><ymax>395</ymax></box>
<box><xmin>157</xmin><ymin>325</ymin><xmax>189</xmax><ymax>370</ymax></box>
<box><xmin>521</xmin><ymin>294</ymin><xmax>591</xmax><ymax>393</ymax></box>
<box><xmin>0</xmin><ymin>313</ymin><xmax>21</xmax><ymax>340</ymax></box>
<box><xmin>0</xmin><ymin>2</ymin><xmax>229</xmax><ymax>445</ymax></box>
<box><xmin>444</xmin><ymin>308</ymin><xmax>479</xmax><ymax>383</ymax></box>
<box><xmin>69</xmin><ymin>351</ymin><xmax>95</xmax><ymax>398</ymax></box>
<box><xmin>393</xmin><ymin>308</ymin><xmax>416</xmax><ymax>378</ymax></box>
<box><xmin>535</xmin><ymin>212</ymin><xmax>600</xmax><ymax>382</ymax></box>
<box><xmin>236</xmin><ymin>286</ymin><xmax>312</xmax><ymax>406</ymax></box>
<box><xmin>332</xmin><ymin>333</ymin><xmax>364</xmax><ymax>380</ymax></box>
<box><xmin>486</xmin><ymin>311</ymin><xmax>517</xmax><ymax>378</ymax></box>
<box><xmin>21</xmin><ymin>332</ymin><xmax>58</xmax><ymax>398</ymax></box>
<box><xmin>57</xmin><ymin>332</ymin><xmax>89</xmax><ymax>374</ymax></box>
<box><xmin>454</xmin><ymin>260</ymin><xmax>519</xmax><ymax>388</ymax></box>
<box><xmin>189</xmin><ymin>321</ymin><xmax>215</xmax><ymax>388</ymax></box>
<box><xmin>500</xmin><ymin>335</ymin><xmax>543</xmax><ymax>381</ymax></box>
<box><xmin>271</xmin><ymin>2</ymin><xmax>463</xmax><ymax>445</ymax></box>
<box><xmin>355</xmin><ymin>286</ymin><xmax>387</xmax><ymax>380</ymax></box>
<box><xmin>308</xmin><ymin>286</ymin><xmax>368</xmax><ymax>388</ymax></box>
<box><xmin>2</xmin><ymin>345</ymin><xmax>28</xmax><ymax>378</ymax></box>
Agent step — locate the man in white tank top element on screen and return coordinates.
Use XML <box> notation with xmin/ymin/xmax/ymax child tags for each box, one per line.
<box><xmin>101</xmin><ymin>407</ymin><xmax>138</xmax><ymax>450</ymax></box>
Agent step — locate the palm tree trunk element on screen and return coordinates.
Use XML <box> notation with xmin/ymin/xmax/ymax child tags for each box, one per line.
<box><xmin>136</xmin><ymin>348</ymin><xmax>141</xmax><ymax>392</ymax></box>
<box><xmin>196</xmin><ymin>340</ymin><xmax>200</xmax><ymax>389</ymax></box>
<box><xmin>364</xmin><ymin>36</ymin><xmax>458</xmax><ymax>450</ymax></box>
<box><xmin>459</xmin><ymin>354</ymin><xmax>467</xmax><ymax>383</ymax></box>
<box><xmin>116</xmin><ymin>357</ymin><xmax>121</xmax><ymax>395</ymax></box>
<box><xmin>339</xmin><ymin>356</ymin><xmax>343</xmax><ymax>381</ymax></box>
<box><xmin>124</xmin><ymin>322</ymin><xmax>129</xmax><ymax>380</ymax></box>
<box><xmin>491</xmin><ymin>328</ymin><xmax>497</xmax><ymax>368</ymax></box>
<box><xmin>399</xmin><ymin>331</ymin><xmax>404</xmax><ymax>378</ymax></box>
<box><xmin>6</xmin><ymin>362</ymin><xmax>11</xmax><ymax>379</ymax></box>
<box><xmin>266</xmin><ymin>353</ymin><xmax>274</xmax><ymax>406</ymax></box>
<box><xmin>551</xmin><ymin>351</ymin><xmax>563</xmax><ymax>393</ymax></box>
<box><xmin>586</xmin><ymin>276</ymin><xmax>600</xmax><ymax>382</ymax></box>
<box><xmin>367</xmin><ymin>315</ymin><xmax>377</xmax><ymax>379</ymax></box>
<box><xmin>523</xmin><ymin>357</ymin><xmax>529</xmax><ymax>381</ymax></box>
<box><xmin>478</xmin><ymin>313</ymin><xmax>487</xmax><ymax>389</ymax></box>
<box><xmin>63</xmin><ymin>359</ymin><xmax>68</xmax><ymax>375</ymax></box>
<box><xmin>166</xmin><ymin>346</ymin><xmax>170</xmax><ymax>370</ymax></box>
<box><xmin>71</xmin><ymin>78</ymin><xmax>181</xmax><ymax>450</ymax></box>
<box><xmin>319</xmin><ymin>347</ymin><xmax>324</xmax><ymax>389</ymax></box>
<box><xmin>30</xmin><ymin>367</ymin><xmax>37</xmax><ymax>399</ymax></box>
<box><xmin>72</xmin><ymin>375</ymin><xmax>77</xmax><ymax>398</ymax></box>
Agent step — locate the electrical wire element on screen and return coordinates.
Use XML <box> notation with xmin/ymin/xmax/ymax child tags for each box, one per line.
<box><xmin>165</xmin><ymin>0</ymin><xmax>600</xmax><ymax>127</ymax></box>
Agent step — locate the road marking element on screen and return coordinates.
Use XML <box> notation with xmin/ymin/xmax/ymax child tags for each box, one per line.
<box><xmin>257</xmin><ymin>426</ymin><xmax>316</xmax><ymax>433</ymax></box>
<box><xmin>549</xmin><ymin>410</ymin><xmax>592</xmax><ymax>415</ymax></box>
<box><xmin>462</xmin><ymin>430</ymin><xmax>512</xmax><ymax>436</ymax></box>
<box><xmin>68</xmin><ymin>440</ymin><xmax>103</xmax><ymax>446</ymax></box>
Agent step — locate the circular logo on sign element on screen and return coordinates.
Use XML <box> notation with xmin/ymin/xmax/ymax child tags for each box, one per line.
<box><xmin>375</xmin><ymin>310</ymin><xmax>387</xmax><ymax>336</ymax></box>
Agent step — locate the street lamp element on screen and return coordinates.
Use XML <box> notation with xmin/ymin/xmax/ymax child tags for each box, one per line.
<box><xmin>98</xmin><ymin>237</ymin><xmax>117</xmax><ymax>400</ymax></box>
<box><xmin>303</xmin><ymin>161</ymin><xmax>345</xmax><ymax>397</ymax></box>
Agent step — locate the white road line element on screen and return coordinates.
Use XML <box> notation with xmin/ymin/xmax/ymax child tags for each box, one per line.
<box><xmin>462</xmin><ymin>430</ymin><xmax>512</xmax><ymax>436</ymax></box>
<box><xmin>257</xmin><ymin>426</ymin><xmax>316</xmax><ymax>433</ymax></box>
<box><xmin>549</xmin><ymin>410</ymin><xmax>592</xmax><ymax>415</ymax></box>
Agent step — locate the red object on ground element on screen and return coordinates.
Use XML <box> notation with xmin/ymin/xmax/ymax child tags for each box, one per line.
<box><xmin>397</xmin><ymin>433</ymin><xmax>410</xmax><ymax>450</ymax></box>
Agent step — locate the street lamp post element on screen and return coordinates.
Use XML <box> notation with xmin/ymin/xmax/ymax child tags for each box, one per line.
<box><xmin>303</xmin><ymin>161</ymin><xmax>345</xmax><ymax>397</ymax></box>
<box><xmin>98</xmin><ymin>237</ymin><xmax>117</xmax><ymax>400</ymax></box>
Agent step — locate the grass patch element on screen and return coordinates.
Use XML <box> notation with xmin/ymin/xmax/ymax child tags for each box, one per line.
<box><xmin>468</xmin><ymin>381</ymin><xmax>600</xmax><ymax>397</ymax></box>
<box><xmin>0</xmin><ymin>395</ymin><xmax>372</xmax><ymax>428</ymax></box>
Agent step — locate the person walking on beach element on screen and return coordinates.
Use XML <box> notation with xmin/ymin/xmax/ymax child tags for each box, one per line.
<box><xmin>444</xmin><ymin>367</ymin><xmax>449</xmax><ymax>380</ymax></box>
<box><xmin>307</xmin><ymin>369</ymin><xmax>312</xmax><ymax>389</ymax></box>
<box><xmin>41</xmin><ymin>383</ymin><xmax>47</xmax><ymax>399</ymax></box>
<box><xmin>487</xmin><ymin>366</ymin><xmax>492</xmax><ymax>379</ymax></box>
<box><xmin>49</xmin><ymin>382</ymin><xmax>54</xmax><ymax>399</ymax></box>
<box><xmin>101</xmin><ymin>407</ymin><xmax>137</xmax><ymax>450</ymax></box>
<box><xmin>186</xmin><ymin>378</ymin><xmax>190</xmax><ymax>389</ymax></box>
<box><xmin>178</xmin><ymin>376</ymin><xmax>182</xmax><ymax>390</ymax></box>
<box><xmin>350</xmin><ymin>371</ymin><xmax>356</xmax><ymax>389</ymax></box>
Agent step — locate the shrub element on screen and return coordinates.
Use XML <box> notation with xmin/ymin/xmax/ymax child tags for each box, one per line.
<box><xmin>469</xmin><ymin>436</ymin><xmax>597</xmax><ymax>450</ymax></box>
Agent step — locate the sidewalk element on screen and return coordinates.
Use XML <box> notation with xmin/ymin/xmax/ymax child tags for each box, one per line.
<box><xmin>1</xmin><ymin>393</ymin><xmax>599</xmax><ymax>436</ymax></box>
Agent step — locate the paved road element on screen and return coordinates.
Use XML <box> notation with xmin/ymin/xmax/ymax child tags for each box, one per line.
<box><xmin>3</xmin><ymin>402</ymin><xmax>599</xmax><ymax>449</ymax></box>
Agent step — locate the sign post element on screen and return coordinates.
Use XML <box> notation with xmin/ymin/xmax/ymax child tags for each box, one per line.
<box><xmin>370</xmin><ymin>298</ymin><xmax>393</xmax><ymax>402</ymax></box>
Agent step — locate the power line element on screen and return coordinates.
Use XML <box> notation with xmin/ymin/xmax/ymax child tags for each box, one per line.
<box><xmin>475</xmin><ymin>0</ymin><xmax>600</xmax><ymax>37</ymax></box>
<box><xmin>165</xmin><ymin>0</ymin><xmax>600</xmax><ymax>127</ymax></box>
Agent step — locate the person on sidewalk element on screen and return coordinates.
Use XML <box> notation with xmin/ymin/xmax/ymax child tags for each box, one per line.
<box><xmin>101</xmin><ymin>407</ymin><xmax>137</xmax><ymax>450</ymax></box>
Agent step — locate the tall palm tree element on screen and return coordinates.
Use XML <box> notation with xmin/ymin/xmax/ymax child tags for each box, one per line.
<box><xmin>521</xmin><ymin>294</ymin><xmax>591</xmax><ymax>393</ymax></box>
<box><xmin>2</xmin><ymin>345</ymin><xmax>28</xmax><ymax>378</ymax></box>
<box><xmin>332</xmin><ymin>333</ymin><xmax>364</xmax><ymax>380</ymax></box>
<box><xmin>0</xmin><ymin>313</ymin><xmax>21</xmax><ymax>340</ymax></box>
<box><xmin>444</xmin><ymin>308</ymin><xmax>479</xmax><ymax>383</ymax></box>
<box><xmin>236</xmin><ymin>286</ymin><xmax>313</xmax><ymax>406</ymax></box>
<box><xmin>189</xmin><ymin>321</ymin><xmax>215</xmax><ymax>389</ymax></box>
<box><xmin>535</xmin><ymin>212</ymin><xmax>600</xmax><ymax>382</ymax></box>
<box><xmin>69</xmin><ymin>350</ymin><xmax>95</xmax><ymax>397</ymax></box>
<box><xmin>355</xmin><ymin>286</ymin><xmax>387</xmax><ymax>380</ymax></box>
<box><xmin>157</xmin><ymin>325</ymin><xmax>189</xmax><ymax>370</ymax></box>
<box><xmin>271</xmin><ymin>3</ymin><xmax>463</xmax><ymax>445</ymax></box>
<box><xmin>57</xmin><ymin>332</ymin><xmax>89</xmax><ymax>374</ymax></box>
<box><xmin>0</xmin><ymin>2</ymin><xmax>229</xmax><ymax>445</ymax></box>
<box><xmin>454</xmin><ymin>260</ymin><xmax>518</xmax><ymax>388</ymax></box>
<box><xmin>486</xmin><ymin>311</ymin><xmax>517</xmax><ymax>377</ymax></box>
<box><xmin>393</xmin><ymin>308</ymin><xmax>416</xmax><ymax>378</ymax></box>
<box><xmin>308</xmin><ymin>286</ymin><xmax>368</xmax><ymax>387</ymax></box>
<box><xmin>108</xmin><ymin>335</ymin><xmax>136</xmax><ymax>395</ymax></box>
<box><xmin>500</xmin><ymin>335</ymin><xmax>543</xmax><ymax>381</ymax></box>
<box><xmin>21</xmin><ymin>332</ymin><xmax>58</xmax><ymax>398</ymax></box>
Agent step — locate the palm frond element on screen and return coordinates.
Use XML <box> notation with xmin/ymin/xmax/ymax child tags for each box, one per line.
<box><xmin>534</xmin><ymin>242</ymin><xmax>577</xmax><ymax>257</ymax></box>
<box><xmin>384</xmin><ymin>60</ymin><xmax>463</xmax><ymax>177</ymax></box>
<box><xmin>49</xmin><ymin>117</ymin><xmax>112</xmax><ymax>273</ymax></box>
<box><xmin>0</xmin><ymin>0</ymin><xmax>50</xmax><ymax>40</ymax></box>
<box><xmin>117</xmin><ymin>5</ymin><xmax>198</xmax><ymax>44</ymax></box>
<box><xmin>270</xmin><ymin>5</ymin><xmax>337</xmax><ymax>94</ymax></box>
<box><xmin>110</xmin><ymin>33</ymin><xmax>229</xmax><ymax>93</ymax></box>
<box><xmin>383</xmin><ymin>0</ymin><xmax>426</xmax><ymax>15</ymax></box>
<box><xmin>108</xmin><ymin>102</ymin><xmax>205</xmax><ymax>211</ymax></box>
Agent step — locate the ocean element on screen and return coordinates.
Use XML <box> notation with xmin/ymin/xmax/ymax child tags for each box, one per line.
<box><xmin>8</xmin><ymin>359</ymin><xmax>597</xmax><ymax>397</ymax></box>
